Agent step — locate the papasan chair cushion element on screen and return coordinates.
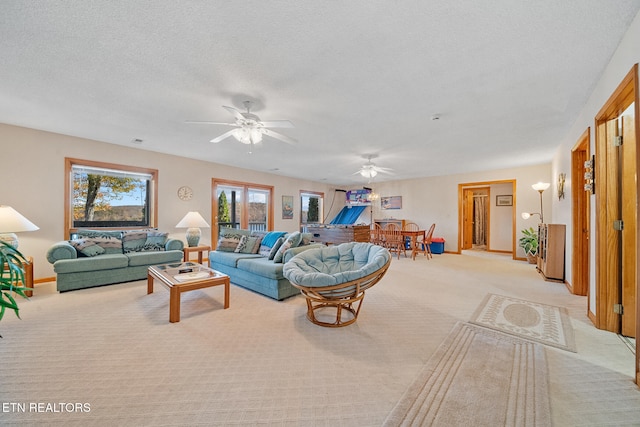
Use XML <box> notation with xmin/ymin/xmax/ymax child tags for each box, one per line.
<box><xmin>283</xmin><ymin>242</ymin><xmax>391</xmax><ymax>327</ymax></box>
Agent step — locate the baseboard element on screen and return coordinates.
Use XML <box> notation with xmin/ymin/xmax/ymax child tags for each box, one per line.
<box><xmin>34</xmin><ymin>277</ymin><xmax>56</xmax><ymax>284</ymax></box>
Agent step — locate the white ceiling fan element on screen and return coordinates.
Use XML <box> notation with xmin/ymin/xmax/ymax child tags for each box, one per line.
<box><xmin>187</xmin><ymin>101</ymin><xmax>297</xmax><ymax>149</ymax></box>
<box><xmin>354</xmin><ymin>155</ymin><xmax>394</xmax><ymax>180</ymax></box>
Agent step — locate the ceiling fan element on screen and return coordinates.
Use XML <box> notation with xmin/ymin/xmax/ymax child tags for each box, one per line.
<box><xmin>187</xmin><ymin>101</ymin><xmax>297</xmax><ymax>148</ymax></box>
<box><xmin>354</xmin><ymin>155</ymin><xmax>394</xmax><ymax>180</ymax></box>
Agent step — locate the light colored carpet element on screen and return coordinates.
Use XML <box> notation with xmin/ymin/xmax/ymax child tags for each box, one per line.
<box><xmin>0</xmin><ymin>252</ymin><xmax>638</xmax><ymax>426</ymax></box>
<box><xmin>470</xmin><ymin>293</ymin><xmax>577</xmax><ymax>352</ymax></box>
<box><xmin>383</xmin><ymin>322</ymin><xmax>550</xmax><ymax>427</ymax></box>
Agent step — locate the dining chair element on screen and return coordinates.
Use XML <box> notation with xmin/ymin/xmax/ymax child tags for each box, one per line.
<box><xmin>371</xmin><ymin>222</ymin><xmax>385</xmax><ymax>246</ymax></box>
<box><xmin>384</xmin><ymin>223</ymin><xmax>406</xmax><ymax>259</ymax></box>
<box><xmin>422</xmin><ymin>223</ymin><xmax>436</xmax><ymax>259</ymax></box>
<box><xmin>402</xmin><ymin>222</ymin><xmax>420</xmax><ymax>255</ymax></box>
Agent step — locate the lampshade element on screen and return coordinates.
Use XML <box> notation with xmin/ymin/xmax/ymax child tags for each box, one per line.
<box><xmin>0</xmin><ymin>206</ymin><xmax>39</xmax><ymax>248</ymax></box>
<box><xmin>176</xmin><ymin>211</ymin><xmax>210</xmax><ymax>248</ymax></box>
<box><xmin>531</xmin><ymin>182</ymin><xmax>550</xmax><ymax>192</ymax></box>
<box><xmin>233</xmin><ymin>127</ymin><xmax>263</xmax><ymax>145</ymax></box>
<box><xmin>176</xmin><ymin>212</ymin><xmax>210</xmax><ymax>228</ymax></box>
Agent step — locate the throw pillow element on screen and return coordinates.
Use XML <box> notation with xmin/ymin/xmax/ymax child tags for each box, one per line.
<box><xmin>234</xmin><ymin>235</ymin><xmax>249</xmax><ymax>253</ymax></box>
<box><xmin>217</xmin><ymin>228</ymin><xmax>250</xmax><ymax>252</ymax></box>
<box><xmin>69</xmin><ymin>238</ymin><xmax>106</xmax><ymax>257</ymax></box>
<box><xmin>144</xmin><ymin>231</ymin><xmax>169</xmax><ymax>251</ymax></box>
<box><xmin>75</xmin><ymin>229</ymin><xmax>123</xmax><ymax>254</ymax></box>
<box><xmin>258</xmin><ymin>231</ymin><xmax>287</xmax><ymax>257</ymax></box>
<box><xmin>273</xmin><ymin>232</ymin><xmax>302</xmax><ymax>263</ymax></box>
<box><xmin>268</xmin><ymin>236</ymin><xmax>286</xmax><ymax>260</ymax></box>
<box><xmin>238</xmin><ymin>236</ymin><xmax>260</xmax><ymax>254</ymax></box>
<box><xmin>122</xmin><ymin>231</ymin><xmax>148</xmax><ymax>253</ymax></box>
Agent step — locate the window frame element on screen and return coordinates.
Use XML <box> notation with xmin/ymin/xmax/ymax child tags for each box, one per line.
<box><xmin>300</xmin><ymin>190</ymin><xmax>324</xmax><ymax>230</ymax></box>
<box><xmin>64</xmin><ymin>157</ymin><xmax>158</xmax><ymax>238</ymax></box>
<box><xmin>211</xmin><ymin>178</ymin><xmax>274</xmax><ymax>248</ymax></box>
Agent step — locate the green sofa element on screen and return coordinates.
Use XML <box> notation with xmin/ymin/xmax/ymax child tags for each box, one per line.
<box><xmin>209</xmin><ymin>229</ymin><xmax>323</xmax><ymax>300</ymax></box>
<box><xmin>47</xmin><ymin>229</ymin><xmax>184</xmax><ymax>292</ymax></box>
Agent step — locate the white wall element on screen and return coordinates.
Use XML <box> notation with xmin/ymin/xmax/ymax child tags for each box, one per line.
<box><xmin>0</xmin><ymin>123</ymin><xmax>332</xmax><ymax>279</ymax></box>
<box><xmin>367</xmin><ymin>163</ymin><xmax>551</xmax><ymax>254</ymax></box>
<box><xmin>550</xmin><ymin>10</ymin><xmax>640</xmax><ymax>314</ymax></box>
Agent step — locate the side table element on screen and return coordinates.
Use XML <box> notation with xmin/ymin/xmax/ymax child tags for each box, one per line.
<box><xmin>183</xmin><ymin>245</ymin><xmax>211</xmax><ymax>265</ymax></box>
<box><xmin>4</xmin><ymin>256</ymin><xmax>33</xmax><ymax>297</ymax></box>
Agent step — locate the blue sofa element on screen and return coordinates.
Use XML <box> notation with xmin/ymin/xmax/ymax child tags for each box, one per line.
<box><xmin>209</xmin><ymin>229</ymin><xmax>323</xmax><ymax>300</ymax></box>
<box><xmin>47</xmin><ymin>229</ymin><xmax>184</xmax><ymax>292</ymax></box>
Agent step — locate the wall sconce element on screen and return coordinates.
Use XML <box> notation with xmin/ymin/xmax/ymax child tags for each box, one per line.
<box><xmin>584</xmin><ymin>155</ymin><xmax>595</xmax><ymax>194</ymax></box>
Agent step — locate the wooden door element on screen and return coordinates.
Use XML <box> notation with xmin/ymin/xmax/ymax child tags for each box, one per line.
<box><xmin>621</xmin><ymin>109</ymin><xmax>637</xmax><ymax>337</ymax></box>
<box><xmin>463</xmin><ymin>189</ymin><xmax>474</xmax><ymax>249</ymax></box>
<box><xmin>571</xmin><ymin>130</ymin><xmax>590</xmax><ymax>296</ymax></box>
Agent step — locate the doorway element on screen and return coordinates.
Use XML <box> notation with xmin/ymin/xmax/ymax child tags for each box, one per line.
<box><xmin>462</xmin><ymin>187</ymin><xmax>490</xmax><ymax>250</ymax></box>
<box><xmin>458</xmin><ymin>180</ymin><xmax>516</xmax><ymax>257</ymax></box>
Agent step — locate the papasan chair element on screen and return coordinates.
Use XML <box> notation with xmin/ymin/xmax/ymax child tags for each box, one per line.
<box><xmin>283</xmin><ymin>242</ymin><xmax>391</xmax><ymax>327</ymax></box>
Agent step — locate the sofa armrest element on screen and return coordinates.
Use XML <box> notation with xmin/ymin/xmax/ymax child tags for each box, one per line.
<box><xmin>165</xmin><ymin>238</ymin><xmax>184</xmax><ymax>251</ymax></box>
<box><xmin>46</xmin><ymin>241</ymin><xmax>78</xmax><ymax>264</ymax></box>
<box><xmin>283</xmin><ymin>243</ymin><xmax>325</xmax><ymax>264</ymax></box>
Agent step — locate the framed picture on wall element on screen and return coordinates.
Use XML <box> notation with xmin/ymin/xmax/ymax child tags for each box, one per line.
<box><xmin>381</xmin><ymin>196</ymin><xmax>402</xmax><ymax>210</ymax></box>
<box><xmin>282</xmin><ymin>195</ymin><xmax>293</xmax><ymax>219</ymax></box>
<box><xmin>496</xmin><ymin>195</ymin><xmax>513</xmax><ymax>206</ymax></box>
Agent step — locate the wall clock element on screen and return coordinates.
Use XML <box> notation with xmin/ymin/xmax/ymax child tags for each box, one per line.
<box><xmin>177</xmin><ymin>186</ymin><xmax>193</xmax><ymax>201</ymax></box>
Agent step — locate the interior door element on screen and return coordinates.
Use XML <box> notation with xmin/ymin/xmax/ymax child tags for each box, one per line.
<box><xmin>621</xmin><ymin>105</ymin><xmax>637</xmax><ymax>337</ymax></box>
<box><xmin>463</xmin><ymin>189</ymin><xmax>474</xmax><ymax>249</ymax></box>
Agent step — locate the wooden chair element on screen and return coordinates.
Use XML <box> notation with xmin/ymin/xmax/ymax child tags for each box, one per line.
<box><xmin>384</xmin><ymin>223</ymin><xmax>406</xmax><ymax>259</ymax></box>
<box><xmin>370</xmin><ymin>222</ymin><xmax>385</xmax><ymax>246</ymax></box>
<box><xmin>421</xmin><ymin>223</ymin><xmax>436</xmax><ymax>259</ymax></box>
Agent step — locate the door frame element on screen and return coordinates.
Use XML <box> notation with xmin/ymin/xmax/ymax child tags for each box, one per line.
<box><xmin>457</xmin><ymin>180</ymin><xmax>516</xmax><ymax>257</ymax></box>
<box><xmin>570</xmin><ymin>128</ymin><xmax>590</xmax><ymax>297</ymax></box>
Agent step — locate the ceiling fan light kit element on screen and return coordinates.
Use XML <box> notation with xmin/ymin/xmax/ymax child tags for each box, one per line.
<box><xmin>189</xmin><ymin>100</ymin><xmax>296</xmax><ymax>150</ymax></box>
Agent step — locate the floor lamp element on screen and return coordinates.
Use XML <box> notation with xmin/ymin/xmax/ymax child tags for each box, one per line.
<box><xmin>531</xmin><ymin>182</ymin><xmax>550</xmax><ymax>223</ymax></box>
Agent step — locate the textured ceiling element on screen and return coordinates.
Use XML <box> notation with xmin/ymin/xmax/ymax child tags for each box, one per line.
<box><xmin>1</xmin><ymin>1</ymin><xmax>639</xmax><ymax>185</ymax></box>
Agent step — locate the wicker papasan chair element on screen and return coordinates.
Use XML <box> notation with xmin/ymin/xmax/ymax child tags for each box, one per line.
<box><xmin>283</xmin><ymin>242</ymin><xmax>391</xmax><ymax>327</ymax></box>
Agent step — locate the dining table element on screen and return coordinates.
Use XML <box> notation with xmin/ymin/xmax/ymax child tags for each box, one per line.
<box><xmin>400</xmin><ymin>229</ymin><xmax>426</xmax><ymax>260</ymax></box>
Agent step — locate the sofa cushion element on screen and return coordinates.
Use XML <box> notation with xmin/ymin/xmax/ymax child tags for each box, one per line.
<box><xmin>75</xmin><ymin>229</ymin><xmax>123</xmax><ymax>254</ymax></box>
<box><xmin>144</xmin><ymin>231</ymin><xmax>169</xmax><ymax>251</ymax></box>
<box><xmin>69</xmin><ymin>238</ymin><xmax>106</xmax><ymax>257</ymax></box>
<box><xmin>126</xmin><ymin>250</ymin><xmax>183</xmax><ymax>267</ymax></box>
<box><xmin>273</xmin><ymin>232</ymin><xmax>302</xmax><ymax>263</ymax></box>
<box><xmin>209</xmin><ymin>250</ymin><xmax>262</xmax><ymax>268</ymax></box>
<box><xmin>122</xmin><ymin>231</ymin><xmax>148</xmax><ymax>253</ymax></box>
<box><xmin>236</xmin><ymin>257</ymin><xmax>284</xmax><ymax>280</ymax></box>
<box><xmin>54</xmin><ymin>254</ymin><xmax>129</xmax><ymax>274</ymax></box>
<box><xmin>217</xmin><ymin>228</ymin><xmax>251</xmax><ymax>252</ymax></box>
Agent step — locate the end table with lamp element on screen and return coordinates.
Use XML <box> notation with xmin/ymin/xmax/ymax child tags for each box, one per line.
<box><xmin>0</xmin><ymin>206</ymin><xmax>39</xmax><ymax>297</ymax></box>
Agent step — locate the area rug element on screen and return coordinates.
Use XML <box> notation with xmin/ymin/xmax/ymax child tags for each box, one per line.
<box><xmin>470</xmin><ymin>293</ymin><xmax>576</xmax><ymax>352</ymax></box>
<box><xmin>383</xmin><ymin>322</ymin><xmax>550</xmax><ymax>427</ymax></box>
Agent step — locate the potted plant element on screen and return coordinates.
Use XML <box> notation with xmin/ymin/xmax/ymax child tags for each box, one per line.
<box><xmin>519</xmin><ymin>227</ymin><xmax>539</xmax><ymax>264</ymax></box>
<box><xmin>0</xmin><ymin>241</ymin><xmax>31</xmax><ymax>337</ymax></box>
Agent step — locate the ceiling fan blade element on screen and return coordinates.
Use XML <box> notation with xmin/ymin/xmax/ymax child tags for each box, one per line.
<box><xmin>259</xmin><ymin>120</ymin><xmax>294</xmax><ymax>128</ymax></box>
<box><xmin>210</xmin><ymin>129</ymin><xmax>237</xmax><ymax>143</ymax></box>
<box><xmin>186</xmin><ymin>120</ymin><xmax>236</xmax><ymax>126</ymax></box>
<box><xmin>223</xmin><ymin>105</ymin><xmax>245</xmax><ymax>121</ymax></box>
<box><xmin>262</xmin><ymin>128</ymin><xmax>297</xmax><ymax>145</ymax></box>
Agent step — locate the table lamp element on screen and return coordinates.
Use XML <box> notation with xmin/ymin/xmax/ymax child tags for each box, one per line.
<box><xmin>0</xmin><ymin>206</ymin><xmax>39</xmax><ymax>249</ymax></box>
<box><xmin>176</xmin><ymin>211</ymin><xmax>210</xmax><ymax>247</ymax></box>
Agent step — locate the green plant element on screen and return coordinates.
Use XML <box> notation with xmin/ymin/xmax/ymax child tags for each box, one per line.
<box><xmin>519</xmin><ymin>227</ymin><xmax>539</xmax><ymax>256</ymax></box>
<box><xmin>0</xmin><ymin>241</ymin><xmax>31</xmax><ymax>337</ymax></box>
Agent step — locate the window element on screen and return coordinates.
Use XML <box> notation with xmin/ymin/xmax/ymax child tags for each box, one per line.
<box><xmin>212</xmin><ymin>179</ymin><xmax>274</xmax><ymax>246</ymax></box>
<box><xmin>65</xmin><ymin>158</ymin><xmax>158</xmax><ymax>237</ymax></box>
<box><xmin>300</xmin><ymin>191</ymin><xmax>324</xmax><ymax>231</ymax></box>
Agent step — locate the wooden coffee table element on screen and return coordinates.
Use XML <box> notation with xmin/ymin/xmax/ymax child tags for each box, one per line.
<box><xmin>147</xmin><ymin>262</ymin><xmax>229</xmax><ymax>323</ymax></box>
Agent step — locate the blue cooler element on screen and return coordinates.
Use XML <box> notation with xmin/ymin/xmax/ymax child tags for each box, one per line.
<box><xmin>429</xmin><ymin>237</ymin><xmax>445</xmax><ymax>254</ymax></box>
